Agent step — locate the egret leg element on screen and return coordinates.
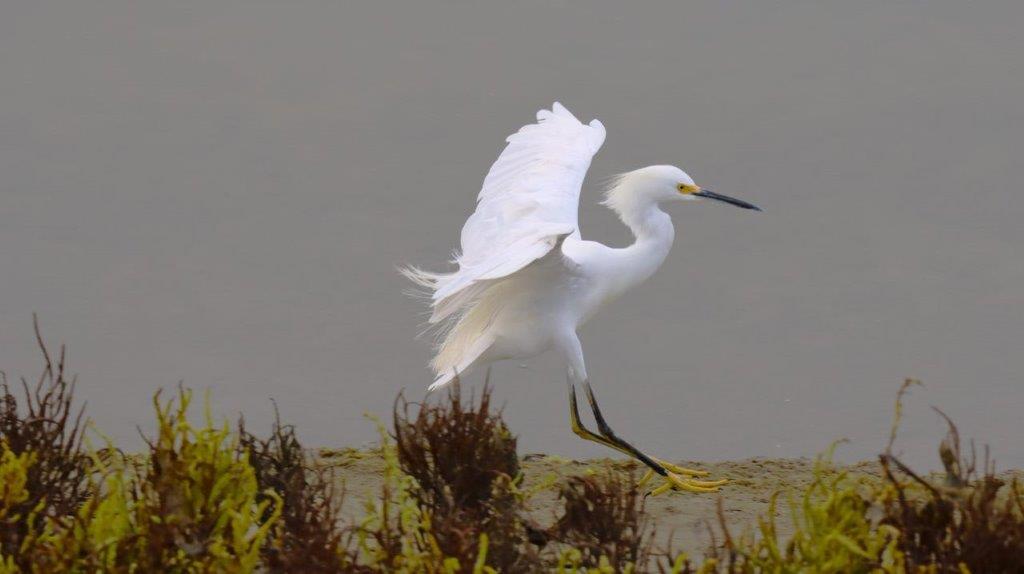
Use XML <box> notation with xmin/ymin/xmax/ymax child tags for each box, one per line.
<box><xmin>581</xmin><ymin>382</ymin><xmax>727</xmax><ymax>494</ymax></box>
<box><xmin>581</xmin><ymin>382</ymin><xmax>716</xmax><ymax>478</ymax></box>
<box><xmin>567</xmin><ymin>381</ymin><xmax>656</xmax><ymax>466</ymax></box>
<box><xmin>567</xmin><ymin>380</ymin><xmax>727</xmax><ymax>495</ymax></box>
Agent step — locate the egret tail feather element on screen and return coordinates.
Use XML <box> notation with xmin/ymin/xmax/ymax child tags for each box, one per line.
<box><xmin>428</xmin><ymin>333</ymin><xmax>493</xmax><ymax>392</ymax></box>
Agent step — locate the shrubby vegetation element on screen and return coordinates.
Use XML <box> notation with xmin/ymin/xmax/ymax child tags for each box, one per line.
<box><xmin>1</xmin><ymin>326</ymin><xmax>1022</xmax><ymax>572</ymax></box>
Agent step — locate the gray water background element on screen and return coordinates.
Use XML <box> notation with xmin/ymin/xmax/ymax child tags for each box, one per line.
<box><xmin>2</xmin><ymin>1</ymin><xmax>1022</xmax><ymax>469</ymax></box>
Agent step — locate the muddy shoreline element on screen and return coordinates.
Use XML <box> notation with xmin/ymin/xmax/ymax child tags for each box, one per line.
<box><xmin>321</xmin><ymin>452</ymin><xmax>882</xmax><ymax>557</ymax></box>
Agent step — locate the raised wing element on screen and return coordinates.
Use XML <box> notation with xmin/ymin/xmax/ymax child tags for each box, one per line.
<box><xmin>428</xmin><ymin>103</ymin><xmax>605</xmax><ymax>316</ymax></box>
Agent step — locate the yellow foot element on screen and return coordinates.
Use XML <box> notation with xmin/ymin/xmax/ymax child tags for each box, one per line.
<box><xmin>638</xmin><ymin>463</ymin><xmax>728</xmax><ymax>496</ymax></box>
<box><xmin>651</xmin><ymin>457</ymin><xmax>710</xmax><ymax>477</ymax></box>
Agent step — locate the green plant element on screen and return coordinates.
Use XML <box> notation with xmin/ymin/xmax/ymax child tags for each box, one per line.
<box><xmin>393</xmin><ymin>381</ymin><xmax>520</xmax><ymax>514</ymax></box>
<box><xmin>878</xmin><ymin>409</ymin><xmax>1024</xmax><ymax>572</ymax></box>
<box><xmin>240</xmin><ymin>405</ymin><xmax>346</xmax><ymax>573</ymax></box>
<box><xmin>552</xmin><ymin>470</ymin><xmax>655</xmax><ymax>573</ymax></box>
<box><xmin>701</xmin><ymin>380</ymin><xmax>1024</xmax><ymax>574</ymax></box>
<box><xmin>8</xmin><ymin>320</ymin><xmax>1024</xmax><ymax>573</ymax></box>
<box><xmin>27</xmin><ymin>387</ymin><xmax>282</xmax><ymax>573</ymax></box>
<box><xmin>346</xmin><ymin>414</ymin><xmax>470</xmax><ymax>572</ymax></box>
<box><xmin>0</xmin><ymin>319</ymin><xmax>90</xmax><ymax>568</ymax></box>
<box><xmin>714</xmin><ymin>445</ymin><xmax>903</xmax><ymax>573</ymax></box>
<box><xmin>0</xmin><ymin>442</ymin><xmax>36</xmax><ymax>572</ymax></box>
<box><xmin>392</xmin><ymin>381</ymin><xmax>543</xmax><ymax>572</ymax></box>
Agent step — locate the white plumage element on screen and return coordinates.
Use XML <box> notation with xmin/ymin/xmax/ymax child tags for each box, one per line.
<box><xmin>417</xmin><ymin>103</ymin><xmax>604</xmax><ymax>310</ymax></box>
<box><xmin>403</xmin><ymin>102</ymin><xmax>759</xmax><ymax>392</ymax></box>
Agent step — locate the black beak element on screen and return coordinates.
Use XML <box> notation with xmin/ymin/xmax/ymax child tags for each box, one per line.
<box><xmin>694</xmin><ymin>189</ymin><xmax>762</xmax><ymax>211</ymax></box>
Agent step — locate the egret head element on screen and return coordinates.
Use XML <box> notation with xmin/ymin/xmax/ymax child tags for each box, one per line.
<box><xmin>603</xmin><ymin>165</ymin><xmax>760</xmax><ymax>222</ymax></box>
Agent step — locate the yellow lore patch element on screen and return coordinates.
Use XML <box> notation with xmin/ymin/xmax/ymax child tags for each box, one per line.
<box><xmin>677</xmin><ymin>183</ymin><xmax>700</xmax><ymax>195</ymax></box>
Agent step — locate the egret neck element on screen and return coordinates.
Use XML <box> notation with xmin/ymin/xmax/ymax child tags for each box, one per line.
<box><xmin>603</xmin><ymin>199</ymin><xmax>675</xmax><ymax>302</ymax></box>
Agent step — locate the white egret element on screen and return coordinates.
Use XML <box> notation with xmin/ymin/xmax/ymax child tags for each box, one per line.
<box><xmin>403</xmin><ymin>103</ymin><xmax>760</xmax><ymax>494</ymax></box>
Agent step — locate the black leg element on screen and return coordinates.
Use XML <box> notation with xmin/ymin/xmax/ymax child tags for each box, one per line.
<box><xmin>567</xmin><ymin>380</ymin><xmax>667</xmax><ymax>477</ymax></box>
<box><xmin>567</xmin><ymin>380</ymin><xmax>632</xmax><ymax>453</ymax></box>
<box><xmin>580</xmin><ymin>381</ymin><xmax>668</xmax><ymax>476</ymax></box>
<box><xmin>566</xmin><ymin>379</ymin><xmax>726</xmax><ymax>495</ymax></box>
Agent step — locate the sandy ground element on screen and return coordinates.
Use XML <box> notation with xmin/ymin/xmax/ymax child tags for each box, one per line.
<box><xmin>319</xmin><ymin>451</ymin><xmax>895</xmax><ymax>558</ymax></box>
<box><xmin>320</xmin><ymin>449</ymin><xmax>1024</xmax><ymax>557</ymax></box>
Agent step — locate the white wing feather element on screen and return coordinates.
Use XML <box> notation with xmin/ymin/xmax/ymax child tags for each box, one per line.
<box><xmin>426</xmin><ymin>103</ymin><xmax>605</xmax><ymax>319</ymax></box>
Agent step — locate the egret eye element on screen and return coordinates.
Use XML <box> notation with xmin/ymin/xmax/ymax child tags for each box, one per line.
<box><xmin>677</xmin><ymin>183</ymin><xmax>695</xmax><ymax>194</ymax></box>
